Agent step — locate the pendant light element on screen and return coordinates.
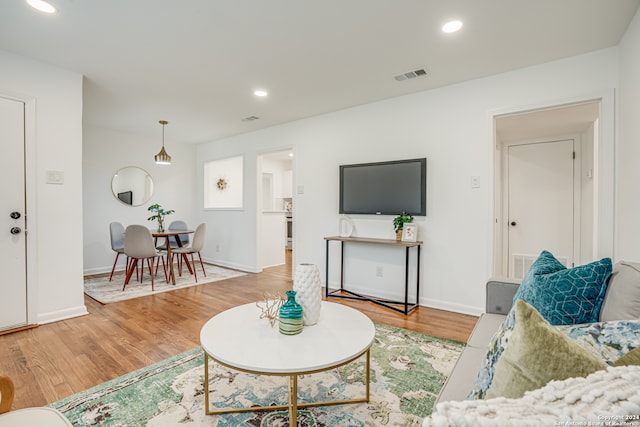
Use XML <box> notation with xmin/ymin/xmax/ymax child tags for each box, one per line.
<box><xmin>154</xmin><ymin>120</ymin><xmax>172</xmax><ymax>165</ymax></box>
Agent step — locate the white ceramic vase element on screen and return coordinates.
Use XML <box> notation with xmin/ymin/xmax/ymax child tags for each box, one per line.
<box><xmin>293</xmin><ymin>263</ymin><xmax>322</xmax><ymax>325</ymax></box>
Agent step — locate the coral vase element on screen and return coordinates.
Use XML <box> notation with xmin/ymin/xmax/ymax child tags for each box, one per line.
<box><xmin>279</xmin><ymin>290</ymin><xmax>304</xmax><ymax>335</ymax></box>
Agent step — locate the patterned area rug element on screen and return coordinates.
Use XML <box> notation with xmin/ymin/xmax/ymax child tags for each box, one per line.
<box><xmin>50</xmin><ymin>323</ymin><xmax>463</xmax><ymax>426</ymax></box>
<box><xmin>84</xmin><ymin>264</ymin><xmax>247</xmax><ymax>304</ymax></box>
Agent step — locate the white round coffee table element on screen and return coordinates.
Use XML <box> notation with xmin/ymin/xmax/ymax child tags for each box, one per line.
<box><xmin>200</xmin><ymin>301</ymin><xmax>375</xmax><ymax>424</ymax></box>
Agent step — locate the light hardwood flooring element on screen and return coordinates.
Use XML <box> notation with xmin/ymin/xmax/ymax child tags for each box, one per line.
<box><xmin>0</xmin><ymin>251</ymin><xmax>478</xmax><ymax>409</ymax></box>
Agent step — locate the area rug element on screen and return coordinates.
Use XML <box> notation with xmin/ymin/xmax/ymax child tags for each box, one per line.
<box><xmin>84</xmin><ymin>264</ymin><xmax>247</xmax><ymax>304</ymax></box>
<box><xmin>50</xmin><ymin>323</ymin><xmax>463</xmax><ymax>426</ymax></box>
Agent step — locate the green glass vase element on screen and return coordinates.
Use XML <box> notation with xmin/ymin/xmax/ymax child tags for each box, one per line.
<box><xmin>279</xmin><ymin>290</ymin><xmax>303</xmax><ymax>335</ymax></box>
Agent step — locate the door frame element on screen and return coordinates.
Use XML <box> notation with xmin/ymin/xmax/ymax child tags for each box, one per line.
<box><xmin>488</xmin><ymin>90</ymin><xmax>615</xmax><ymax>277</ymax></box>
<box><xmin>501</xmin><ymin>137</ymin><xmax>582</xmax><ymax>277</ymax></box>
<box><xmin>1</xmin><ymin>92</ymin><xmax>38</xmax><ymax>327</ymax></box>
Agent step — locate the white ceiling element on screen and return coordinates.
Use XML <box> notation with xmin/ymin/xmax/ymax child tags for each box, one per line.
<box><xmin>0</xmin><ymin>0</ymin><xmax>638</xmax><ymax>144</ymax></box>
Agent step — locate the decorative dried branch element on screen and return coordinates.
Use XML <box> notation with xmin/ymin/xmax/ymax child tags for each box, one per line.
<box><xmin>256</xmin><ymin>291</ymin><xmax>286</xmax><ymax>327</ymax></box>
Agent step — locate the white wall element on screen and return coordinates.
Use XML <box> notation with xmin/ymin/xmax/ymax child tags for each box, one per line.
<box><xmin>82</xmin><ymin>125</ymin><xmax>197</xmax><ymax>274</ymax></box>
<box><xmin>0</xmin><ymin>50</ymin><xmax>86</xmax><ymax>324</ymax></box>
<box><xmin>195</xmin><ymin>48</ymin><xmax>619</xmax><ymax>315</ymax></box>
<box><xmin>617</xmin><ymin>8</ymin><xmax>640</xmax><ymax>261</ymax></box>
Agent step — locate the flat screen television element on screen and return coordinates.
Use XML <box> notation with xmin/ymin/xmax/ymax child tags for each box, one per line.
<box><xmin>339</xmin><ymin>158</ymin><xmax>426</xmax><ymax>216</ymax></box>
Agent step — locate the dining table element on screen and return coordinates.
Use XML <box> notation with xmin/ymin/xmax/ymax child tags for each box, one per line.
<box><xmin>152</xmin><ymin>229</ymin><xmax>194</xmax><ymax>285</ymax></box>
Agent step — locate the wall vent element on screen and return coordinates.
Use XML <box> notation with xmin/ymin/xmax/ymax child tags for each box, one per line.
<box><xmin>241</xmin><ymin>115</ymin><xmax>260</xmax><ymax>122</ymax></box>
<box><xmin>511</xmin><ymin>253</ymin><xmax>570</xmax><ymax>279</ymax></box>
<box><xmin>394</xmin><ymin>68</ymin><xmax>427</xmax><ymax>82</ymax></box>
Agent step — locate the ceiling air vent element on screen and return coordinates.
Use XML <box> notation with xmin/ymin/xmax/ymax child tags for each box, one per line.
<box><xmin>394</xmin><ymin>68</ymin><xmax>427</xmax><ymax>82</ymax></box>
<box><xmin>241</xmin><ymin>115</ymin><xmax>260</xmax><ymax>122</ymax></box>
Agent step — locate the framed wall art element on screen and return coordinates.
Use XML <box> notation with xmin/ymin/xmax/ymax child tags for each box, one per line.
<box><xmin>203</xmin><ymin>156</ymin><xmax>243</xmax><ymax>209</ymax></box>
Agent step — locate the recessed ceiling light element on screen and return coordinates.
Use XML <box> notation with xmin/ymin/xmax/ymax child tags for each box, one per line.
<box><xmin>26</xmin><ymin>0</ymin><xmax>57</xmax><ymax>14</ymax></box>
<box><xmin>442</xmin><ymin>20</ymin><xmax>463</xmax><ymax>33</ymax></box>
<box><xmin>254</xmin><ymin>90</ymin><xmax>268</xmax><ymax>97</ymax></box>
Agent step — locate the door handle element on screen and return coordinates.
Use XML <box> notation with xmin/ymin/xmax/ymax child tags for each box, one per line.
<box><xmin>10</xmin><ymin>227</ymin><xmax>21</xmax><ymax>235</ymax></box>
<box><xmin>510</xmin><ymin>221</ymin><xmax>517</xmax><ymax>226</ymax></box>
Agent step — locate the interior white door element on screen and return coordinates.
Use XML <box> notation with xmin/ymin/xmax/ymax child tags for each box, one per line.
<box><xmin>507</xmin><ymin>139</ymin><xmax>574</xmax><ymax>278</ymax></box>
<box><xmin>0</xmin><ymin>96</ymin><xmax>28</xmax><ymax>331</ymax></box>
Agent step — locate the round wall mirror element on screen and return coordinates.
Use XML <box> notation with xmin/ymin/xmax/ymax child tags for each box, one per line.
<box><xmin>111</xmin><ymin>166</ymin><xmax>154</xmax><ymax>206</ymax></box>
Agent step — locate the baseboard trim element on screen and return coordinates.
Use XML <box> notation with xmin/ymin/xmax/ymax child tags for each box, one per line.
<box><xmin>325</xmin><ymin>280</ymin><xmax>483</xmax><ymax>317</ymax></box>
<box><xmin>201</xmin><ymin>256</ymin><xmax>259</xmax><ymax>273</ymax></box>
<box><xmin>419</xmin><ymin>297</ymin><xmax>484</xmax><ymax>317</ymax></box>
<box><xmin>37</xmin><ymin>305</ymin><xmax>89</xmax><ymax>325</ymax></box>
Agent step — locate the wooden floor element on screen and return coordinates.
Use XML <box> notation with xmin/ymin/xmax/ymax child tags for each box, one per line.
<box><xmin>0</xmin><ymin>251</ymin><xmax>478</xmax><ymax>410</ymax></box>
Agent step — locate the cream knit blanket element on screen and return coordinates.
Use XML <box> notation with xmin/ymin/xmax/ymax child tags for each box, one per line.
<box><xmin>423</xmin><ymin>366</ymin><xmax>640</xmax><ymax>427</ymax></box>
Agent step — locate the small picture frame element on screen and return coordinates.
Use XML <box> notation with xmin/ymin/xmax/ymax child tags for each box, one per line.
<box><xmin>401</xmin><ymin>224</ymin><xmax>417</xmax><ymax>242</ymax></box>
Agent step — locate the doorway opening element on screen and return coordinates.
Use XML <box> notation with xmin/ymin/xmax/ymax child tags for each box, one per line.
<box><xmin>493</xmin><ymin>101</ymin><xmax>602</xmax><ymax>279</ymax></box>
<box><xmin>257</xmin><ymin>148</ymin><xmax>293</xmax><ymax>271</ymax></box>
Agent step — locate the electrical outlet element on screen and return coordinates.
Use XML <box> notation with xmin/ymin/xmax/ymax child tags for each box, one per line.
<box><xmin>376</xmin><ymin>266</ymin><xmax>383</xmax><ymax>277</ymax></box>
<box><xmin>216</xmin><ymin>244</ymin><xmax>220</xmax><ymax>252</ymax></box>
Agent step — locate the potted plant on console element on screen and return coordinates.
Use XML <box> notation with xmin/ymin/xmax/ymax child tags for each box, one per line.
<box><xmin>392</xmin><ymin>212</ymin><xmax>413</xmax><ymax>241</ymax></box>
<box><xmin>147</xmin><ymin>203</ymin><xmax>175</xmax><ymax>232</ymax></box>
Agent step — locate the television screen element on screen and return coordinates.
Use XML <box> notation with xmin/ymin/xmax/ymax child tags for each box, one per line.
<box><xmin>339</xmin><ymin>158</ymin><xmax>426</xmax><ymax>216</ymax></box>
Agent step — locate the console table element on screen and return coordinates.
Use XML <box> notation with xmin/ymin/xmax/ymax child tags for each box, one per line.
<box><xmin>324</xmin><ymin>236</ymin><xmax>422</xmax><ymax>315</ymax></box>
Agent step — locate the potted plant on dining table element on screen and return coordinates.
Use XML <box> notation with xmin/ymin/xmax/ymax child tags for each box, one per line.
<box><xmin>147</xmin><ymin>203</ymin><xmax>175</xmax><ymax>232</ymax></box>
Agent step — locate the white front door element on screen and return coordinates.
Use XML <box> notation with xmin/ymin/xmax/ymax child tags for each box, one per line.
<box><xmin>507</xmin><ymin>139</ymin><xmax>575</xmax><ymax>278</ymax></box>
<box><xmin>0</xmin><ymin>96</ymin><xmax>28</xmax><ymax>331</ymax></box>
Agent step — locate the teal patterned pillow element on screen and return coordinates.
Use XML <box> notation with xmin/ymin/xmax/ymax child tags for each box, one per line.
<box><xmin>513</xmin><ymin>250</ymin><xmax>612</xmax><ymax>325</ymax></box>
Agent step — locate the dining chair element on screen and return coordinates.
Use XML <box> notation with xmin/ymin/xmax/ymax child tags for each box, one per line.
<box><xmin>172</xmin><ymin>223</ymin><xmax>207</xmax><ymax>282</ymax></box>
<box><xmin>156</xmin><ymin>220</ymin><xmax>190</xmax><ymax>248</ymax></box>
<box><xmin>123</xmin><ymin>225</ymin><xmax>167</xmax><ymax>291</ymax></box>
<box><xmin>154</xmin><ymin>220</ymin><xmax>191</xmax><ymax>276</ymax></box>
<box><xmin>109</xmin><ymin>222</ymin><xmax>126</xmax><ymax>281</ymax></box>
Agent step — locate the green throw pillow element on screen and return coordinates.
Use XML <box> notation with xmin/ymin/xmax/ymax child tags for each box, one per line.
<box><xmin>512</xmin><ymin>250</ymin><xmax>612</xmax><ymax>325</ymax></box>
<box><xmin>613</xmin><ymin>346</ymin><xmax>640</xmax><ymax>366</ymax></box>
<box><xmin>485</xmin><ymin>300</ymin><xmax>607</xmax><ymax>399</ymax></box>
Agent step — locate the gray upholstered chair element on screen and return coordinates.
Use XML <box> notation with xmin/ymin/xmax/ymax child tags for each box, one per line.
<box><xmin>156</xmin><ymin>220</ymin><xmax>190</xmax><ymax>248</ymax></box>
<box><xmin>172</xmin><ymin>223</ymin><xmax>207</xmax><ymax>282</ymax></box>
<box><xmin>155</xmin><ymin>220</ymin><xmax>191</xmax><ymax>275</ymax></box>
<box><xmin>109</xmin><ymin>222</ymin><xmax>126</xmax><ymax>281</ymax></box>
<box><xmin>123</xmin><ymin>225</ymin><xmax>167</xmax><ymax>291</ymax></box>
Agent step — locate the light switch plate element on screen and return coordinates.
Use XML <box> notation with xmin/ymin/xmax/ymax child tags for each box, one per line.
<box><xmin>46</xmin><ymin>170</ymin><xmax>64</xmax><ymax>184</ymax></box>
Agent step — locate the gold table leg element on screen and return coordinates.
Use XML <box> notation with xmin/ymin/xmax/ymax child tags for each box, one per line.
<box><xmin>289</xmin><ymin>375</ymin><xmax>298</xmax><ymax>426</ymax></box>
<box><xmin>203</xmin><ymin>349</ymin><xmax>371</xmax><ymax>422</ymax></box>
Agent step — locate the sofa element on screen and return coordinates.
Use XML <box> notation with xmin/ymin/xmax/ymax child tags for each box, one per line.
<box><xmin>428</xmin><ymin>256</ymin><xmax>640</xmax><ymax>424</ymax></box>
<box><xmin>435</xmin><ymin>276</ymin><xmax>521</xmax><ymax>404</ymax></box>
